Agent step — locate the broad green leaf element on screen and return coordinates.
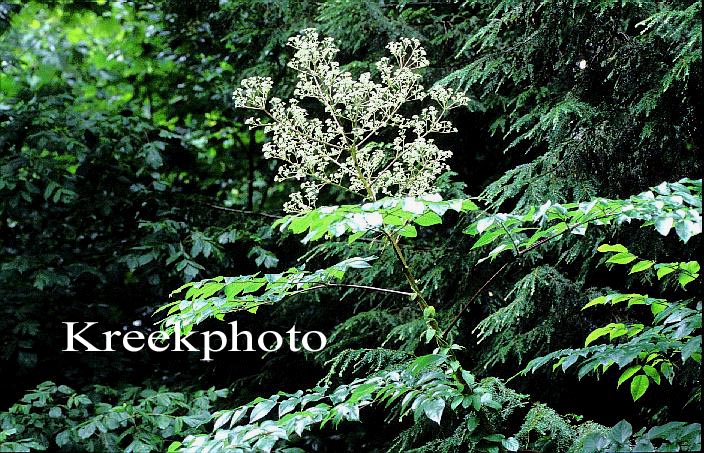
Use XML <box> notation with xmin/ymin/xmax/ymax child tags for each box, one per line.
<box><xmin>583</xmin><ymin>295</ymin><xmax>608</xmax><ymax>310</ymax></box>
<box><xmin>610</xmin><ymin>420</ymin><xmax>633</xmax><ymax>443</ymax></box>
<box><xmin>654</xmin><ymin>216</ymin><xmax>674</xmax><ymax>236</ymax></box>
<box><xmin>56</xmin><ymin>431</ymin><xmax>70</xmax><ymax>448</ymax></box>
<box><xmin>585</xmin><ymin>326</ymin><xmax>610</xmax><ymax>346</ymax></box>
<box><xmin>597</xmin><ymin>244</ymin><xmax>628</xmax><ymax>253</ymax></box>
<box><xmin>678</xmin><ymin>272</ymin><xmax>696</xmax><ymax>288</ymax></box>
<box><xmin>461</xmin><ymin>200</ymin><xmax>478</xmax><ymax>211</ymax></box>
<box><xmin>629</xmin><ymin>260</ymin><xmax>654</xmax><ymax>274</ymax></box>
<box><xmin>424</xmin><ymin>327</ymin><xmax>436</xmax><ymax>343</ymax></box>
<box><xmin>642</xmin><ymin>365</ymin><xmax>661</xmax><ymax>385</ymax></box>
<box><xmin>656</xmin><ymin>265</ymin><xmax>676</xmax><ymax>279</ymax></box>
<box><xmin>347</xmin><ymin>231</ymin><xmax>365</xmax><ymax>243</ymax></box>
<box><xmin>476</xmin><ymin>217</ymin><xmax>494</xmax><ymax>233</ymax></box>
<box><xmin>278</xmin><ymin>398</ymin><xmax>299</xmax><ymax>417</ymax></box>
<box><xmin>502</xmin><ymin>437</ymin><xmax>520</xmax><ymax>451</ymax></box>
<box><xmin>675</xmin><ymin>219</ymin><xmax>697</xmax><ymax>242</ymax></box>
<box><xmin>415</xmin><ymin>211</ymin><xmax>442</xmax><ymax>226</ymax></box>
<box><xmin>681</xmin><ymin>337</ymin><xmax>701</xmax><ymax>362</ymax></box>
<box><xmin>465</xmin><ymin>415</ymin><xmax>479</xmax><ymax>433</ymax></box>
<box><xmin>77</xmin><ymin>422</ymin><xmax>96</xmax><ymax>439</ymax></box>
<box><xmin>680</xmin><ymin>261</ymin><xmax>701</xmax><ymax>274</ymax></box>
<box><xmin>343</xmin><ymin>257</ymin><xmax>374</xmax><ymax>269</ymax></box>
<box><xmin>630</xmin><ymin>375</ymin><xmax>650</xmax><ymax>401</ymax></box>
<box><xmin>397</xmin><ymin>224</ymin><xmax>418</xmax><ymax>238</ymax></box>
<box><xmin>213</xmin><ymin>412</ymin><xmax>232</xmax><ymax>430</ymax></box>
<box><xmin>249</xmin><ymin>399</ymin><xmax>276</xmax><ymax>423</ymax></box>
<box><xmin>461</xmin><ymin>370</ymin><xmax>475</xmax><ymax>386</ymax></box>
<box><xmin>422</xmin><ymin>398</ymin><xmax>445</xmax><ymax>425</ymax></box>
<box><xmin>660</xmin><ymin>362</ymin><xmax>674</xmax><ymax>383</ymax></box>
<box><xmin>617</xmin><ymin>365</ymin><xmax>641</xmax><ymax>388</ymax></box>
<box><xmin>651</xmin><ymin>302</ymin><xmax>668</xmax><ymax>316</ymax></box>
<box><xmin>606</xmin><ymin>252</ymin><xmax>637</xmax><ymax>264</ymax></box>
<box><xmin>182</xmin><ymin>414</ymin><xmax>209</xmax><ymax>427</ymax></box>
<box><xmin>471</xmin><ymin>230</ymin><xmax>504</xmax><ymax>249</ymax></box>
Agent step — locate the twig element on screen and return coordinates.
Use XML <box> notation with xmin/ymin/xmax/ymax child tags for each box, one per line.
<box><xmin>442</xmin><ymin>211</ymin><xmax>618</xmax><ymax>336</ymax></box>
<box><xmin>290</xmin><ymin>282</ymin><xmax>414</xmax><ymax>297</ymax></box>
<box><xmin>499</xmin><ymin>219</ymin><xmax>520</xmax><ymax>256</ymax></box>
<box><xmin>205</xmin><ymin>203</ymin><xmax>282</xmax><ymax>219</ymax></box>
<box><xmin>442</xmin><ymin>261</ymin><xmax>510</xmax><ymax>337</ymax></box>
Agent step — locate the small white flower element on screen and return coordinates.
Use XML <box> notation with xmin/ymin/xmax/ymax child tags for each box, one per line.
<box><xmin>234</xmin><ymin>30</ymin><xmax>467</xmax><ymax>213</ymax></box>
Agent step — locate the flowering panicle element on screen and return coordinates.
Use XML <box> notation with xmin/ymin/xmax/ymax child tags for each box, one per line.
<box><xmin>233</xmin><ymin>28</ymin><xmax>468</xmax><ymax>213</ymax></box>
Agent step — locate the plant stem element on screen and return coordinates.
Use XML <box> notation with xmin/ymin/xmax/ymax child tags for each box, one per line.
<box><xmin>347</xmin><ymin>138</ymin><xmax>448</xmax><ymax>348</ymax></box>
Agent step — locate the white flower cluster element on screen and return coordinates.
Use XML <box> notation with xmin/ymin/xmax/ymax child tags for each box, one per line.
<box><xmin>233</xmin><ymin>28</ymin><xmax>468</xmax><ymax>213</ymax></box>
<box><xmin>233</xmin><ymin>76</ymin><xmax>272</xmax><ymax>110</ymax></box>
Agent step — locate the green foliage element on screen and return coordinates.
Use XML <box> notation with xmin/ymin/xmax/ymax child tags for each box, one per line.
<box><xmin>521</xmin><ymin>243</ymin><xmax>701</xmax><ymax>401</ymax></box>
<box><xmin>514</xmin><ymin>405</ymin><xmax>701</xmax><ymax>452</ymax></box>
<box><xmin>321</xmin><ymin>348</ymin><xmax>413</xmax><ymax>384</ymax></box>
<box><xmin>319</xmin><ymin>311</ymin><xmax>402</xmax><ymax>363</ymax></box>
<box><xmin>273</xmin><ymin>195</ymin><xmax>478</xmax><ymax>244</ymax></box>
<box><xmin>383</xmin><ymin>318</ymin><xmax>427</xmax><ymax>354</ymax></box>
<box><xmin>442</xmin><ymin>0</ymin><xmax>701</xmax><ymax>209</ymax></box>
<box><xmin>174</xmin><ymin>351</ymin><xmax>520</xmax><ymax>452</ymax></box>
<box><xmin>153</xmin><ymin>21</ymin><xmax>701</xmax><ymax>452</ymax></box>
<box><xmin>467</xmin><ymin>179</ymin><xmax>701</xmax><ymax>261</ymax></box>
<box><xmin>0</xmin><ymin>382</ymin><xmax>227</xmax><ymax>452</ymax></box>
<box><xmin>388</xmin><ymin>377</ymin><xmax>526</xmax><ymax>453</ymax></box>
<box><xmin>579</xmin><ymin>419</ymin><xmax>701</xmax><ymax>452</ymax></box>
<box><xmin>158</xmin><ymin>256</ymin><xmax>377</xmax><ymax>333</ymax></box>
<box><xmin>514</xmin><ymin>403</ymin><xmax>581</xmax><ymax>452</ymax></box>
<box><xmin>316</xmin><ymin>0</ymin><xmax>419</xmax><ymax>54</ymax></box>
<box><xmin>472</xmin><ymin>265</ymin><xmax>580</xmax><ymax>368</ymax></box>
<box><xmin>0</xmin><ymin>429</ymin><xmax>46</xmax><ymax>453</ymax></box>
<box><xmin>596</xmin><ymin>243</ymin><xmax>700</xmax><ymax>288</ymax></box>
<box><xmin>0</xmin><ymin>0</ymin><xmax>283</xmax><ymax>381</ymax></box>
<box><xmin>274</xmin><ymin>179</ymin><xmax>701</xmax><ymax>262</ymax></box>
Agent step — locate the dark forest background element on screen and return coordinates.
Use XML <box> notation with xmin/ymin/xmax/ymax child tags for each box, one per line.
<box><xmin>0</xmin><ymin>1</ymin><xmax>701</xmax><ymax>452</ymax></box>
